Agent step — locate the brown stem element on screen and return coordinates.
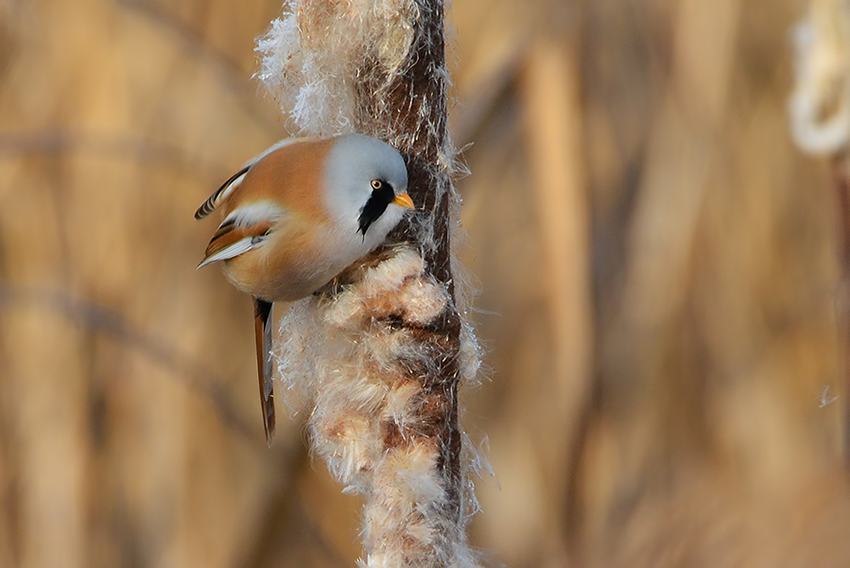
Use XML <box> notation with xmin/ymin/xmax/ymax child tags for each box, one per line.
<box><xmin>831</xmin><ymin>155</ymin><xmax>850</xmax><ymax>466</ymax></box>
<box><xmin>357</xmin><ymin>0</ymin><xmax>465</xmax><ymax>525</ymax></box>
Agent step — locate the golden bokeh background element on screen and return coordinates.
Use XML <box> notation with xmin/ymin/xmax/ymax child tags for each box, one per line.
<box><xmin>1</xmin><ymin>0</ymin><xmax>849</xmax><ymax>566</ymax></box>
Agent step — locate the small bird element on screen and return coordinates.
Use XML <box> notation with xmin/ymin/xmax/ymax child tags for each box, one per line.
<box><xmin>195</xmin><ymin>134</ymin><xmax>414</xmax><ymax>444</ymax></box>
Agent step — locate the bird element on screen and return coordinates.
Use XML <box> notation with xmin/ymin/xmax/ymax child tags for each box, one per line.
<box><xmin>195</xmin><ymin>134</ymin><xmax>414</xmax><ymax>445</ymax></box>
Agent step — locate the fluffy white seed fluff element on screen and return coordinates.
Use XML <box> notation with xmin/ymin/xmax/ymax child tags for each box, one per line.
<box><xmin>274</xmin><ymin>248</ymin><xmax>481</xmax><ymax>567</ymax></box>
<box><xmin>256</xmin><ymin>0</ymin><xmax>418</xmax><ymax>138</ymax></box>
<box><xmin>789</xmin><ymin>0</ymin><xmax>850</xmax><ymax>154</ymax></box>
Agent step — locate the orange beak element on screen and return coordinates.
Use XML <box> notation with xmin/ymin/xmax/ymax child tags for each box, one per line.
<box><xmin>392</xmin><ymin>192</ymin><xmax>415</xmax><ymax>210</ymax></box>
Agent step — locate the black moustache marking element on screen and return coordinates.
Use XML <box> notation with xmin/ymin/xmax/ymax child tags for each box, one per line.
<box><xmin>358</xmin><ymin>181</ymin><xmax>395</xmax><ymax>235</ymax></box>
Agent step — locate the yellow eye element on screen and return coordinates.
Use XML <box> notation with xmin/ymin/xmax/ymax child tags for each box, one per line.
<box><xmin>371</xmin><ymin>179</ymin><xmax>383</xmax><ymax>190</ymax></box>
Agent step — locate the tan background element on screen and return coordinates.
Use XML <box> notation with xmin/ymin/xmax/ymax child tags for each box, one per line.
<box><xmin>1</xmin><ymin>0</ymin><xmax>849</xmax><ymax>566</ymax></box>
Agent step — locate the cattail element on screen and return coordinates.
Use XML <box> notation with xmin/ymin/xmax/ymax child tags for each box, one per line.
<box><xmin>258</xmin><ymin>1</ymin><xmax>483</xmax><ymax>565</ymax></box>
<box><xmin>790</xmin><ymin>0</ymin><xmax>850</xmax><ymax>465</ymax></box>
<box><xmin>789</xmin><ymin>0</ymin><xmax>850</xmax><ymax>154</ymax></box>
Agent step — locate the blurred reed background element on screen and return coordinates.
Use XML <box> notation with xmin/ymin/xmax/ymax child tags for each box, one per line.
<box><xmin>1</xmin><ymin>0</ymin><xmax>850</xmax><ymax>566</ymax></box>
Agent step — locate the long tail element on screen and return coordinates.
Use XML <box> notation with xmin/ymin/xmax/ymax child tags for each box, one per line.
<box><xmin>253</xmin><ymin>297</ymin><xmax>275</xmax><ymax>445</ymax></box>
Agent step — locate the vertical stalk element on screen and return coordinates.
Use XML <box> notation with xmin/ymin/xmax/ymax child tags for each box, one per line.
<box><xmin>359</xmin><ymin>0</ymin><xmax>464</xmax><ymax>513</ymax></box>
<box><xmin>832</xmin><ymin>156</ymin><xmax>850</xmax><ymax>465</ymax></box>
<box><xmin>259</xmin><ymin>1</ymin><xmax>479</xmax><ymax>565</ymax></box>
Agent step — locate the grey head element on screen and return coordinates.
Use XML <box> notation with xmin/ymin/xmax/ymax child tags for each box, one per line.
<box><xmin>322</xmin><ymin>134</ymin><xmax>411</xmax><ymax>248</ymax></box>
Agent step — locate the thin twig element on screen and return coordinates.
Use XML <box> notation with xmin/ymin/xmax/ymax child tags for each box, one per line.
<box><xmin>0</xmin><ymin>129</ymin><xmax>221</xmax><ymax>181</ymax></box>
<box><xmin>115</xmin><ymin>0</ymin><xmax>285</xmax><ymax>134</ymax></box>
<box><xmin>0</xmin><ymin>284</ymin><xmax>259</xmax><ymax>444</ymax></box>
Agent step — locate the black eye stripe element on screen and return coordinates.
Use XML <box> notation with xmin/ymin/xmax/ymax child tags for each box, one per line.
<box><xmin>358</xmin><ymin>180</ymin><xmax>395</xmax><ymax>235</ymax></box>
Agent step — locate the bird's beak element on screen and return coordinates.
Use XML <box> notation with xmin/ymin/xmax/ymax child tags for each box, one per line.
<box><xmin>393</xmin><ymin>192</ymin><xmax>415</xmax><ymax>210</ymax></box>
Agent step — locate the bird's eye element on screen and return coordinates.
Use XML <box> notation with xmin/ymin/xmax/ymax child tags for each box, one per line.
<box><xmin>371</xmin><ymin>179</ymin><xmax>383</xmax><ymax>190</ymax></box>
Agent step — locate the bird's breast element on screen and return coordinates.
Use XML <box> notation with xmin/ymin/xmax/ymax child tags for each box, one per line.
<box><xmin>221</xmin><ymin>222</ymin><xmax>360</xmax><ymax>302</ymax></box>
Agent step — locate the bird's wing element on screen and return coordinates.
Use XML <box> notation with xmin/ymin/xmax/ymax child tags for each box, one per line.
<box><xmin>196</xmin><ymin>202</ymin><xmax>288</xmax><ymax>268</ymax></box>
<box><xmin>194</xmin><ymin>165</ymin><xmax>251</xmax><ymax>220</ymax></box>
<box><xmin>254</xmin><ymin>297</ymin><xmax>276</xmax><ymax>445</ymax></box>
<box><xmin>194</xmin><ymin>138</ymin><xmax>313</xmax><ymax>220</ymax></box>
<box><xmin>196</xmin><ymin>218</ymin><xmax>274</xmax><ymax>269</ymax></box>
